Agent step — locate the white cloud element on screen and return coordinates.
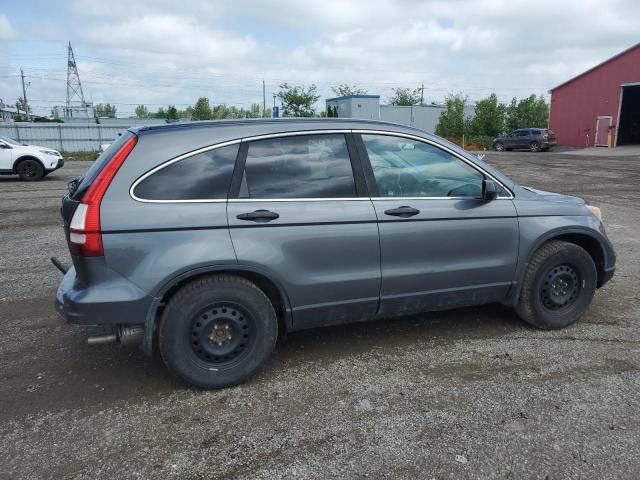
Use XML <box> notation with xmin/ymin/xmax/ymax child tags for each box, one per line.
<box><xmin>0</xmin><ymin>13</ymin><xmax>15</xmax><ymax>40</ymax></box>
<box><xmin>2</xmin><ymin>0</ymin><xmax>640</xmax><ymax>116</ymax></box>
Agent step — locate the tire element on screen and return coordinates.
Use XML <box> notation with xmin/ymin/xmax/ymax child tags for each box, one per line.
<box><xmin>516</xmin><ymin>240</ymin><xmax>597</xmax><ymax>330</ymax></box>
<box><xmin>159</xmin><ymin>275</ymin><xmax>278</xmax><ymax>389</ymax></box>
<box><xmin>494</xmin><ymin>141</ymin><xmax>504</xmax><ymax>152</ymax></box>
<box><xmin>529</xmin><ymin>141</ymin><xmax>540</xmax><ymax>152</ymax></box>
<box><xmin>16</xmin><ymin>159</ymin><xmax>44</xmax><ymax>181</ymax></box>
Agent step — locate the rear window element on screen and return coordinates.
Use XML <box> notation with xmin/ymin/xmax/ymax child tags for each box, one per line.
<box><xmin>133</xmin><ymin>144</ymin><xmax>239</xmax><ymax>200</ymax></box>
<box><xmin>239</xmin><ymin>134</ymin><xmax>356</xmax><ymax>199</ymax></box>
<box><xmin>72</xmin><ymin>130</ymin><xmax>135</xmax><ymax>200</ymax></box>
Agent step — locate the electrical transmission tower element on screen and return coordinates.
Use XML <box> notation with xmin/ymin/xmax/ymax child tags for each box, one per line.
<box><xmin>65</xmin><ymin>41</ymin><xmax>87</xmax><ymax>117</ymax></box>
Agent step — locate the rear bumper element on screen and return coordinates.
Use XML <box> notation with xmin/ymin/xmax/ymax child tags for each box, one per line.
<box><xmin>55</xmin><ymin>265</ymin><xmax>154</xmax><ymax>326</ymax></box>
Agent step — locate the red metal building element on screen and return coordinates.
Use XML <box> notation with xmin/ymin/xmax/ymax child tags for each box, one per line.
<box><xmin>549</xmin><ymin>42</ymin><xmax>640</xmax><ymax>148</ymax></box>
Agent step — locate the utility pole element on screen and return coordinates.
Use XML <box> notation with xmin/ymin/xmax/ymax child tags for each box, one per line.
<box><xmin>20</xmin><ymin>69</ymin><xmax>30</xmax><ymax>121</ymax></box>
<box><xmin>420</xmin><ymin>82</ymin><xmax>424</xmax><ymax>106</ymax></box>
<box><xmin>262</xmin><ymin>79</ymin><xmax>266</xmax><ymax>115</ymax></box>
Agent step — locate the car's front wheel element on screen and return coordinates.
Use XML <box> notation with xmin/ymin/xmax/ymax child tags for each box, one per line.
<box><xmin>159</xmin><ymin>275</ymin><xmax>278</xmax><ymax>389</ymax></box>
<box><xmin>516</xmin><ymin>240</ymin><xmax>597</xmax><ymax>329</ymax></box>
<box><xmin>494</xmin><ymin>141</ymin><xmax>504</xmax><ymax>152</ymax></box>
<box><xmin>16</xmin><ymin>159</ymin><xmax>44</xmax><ymax>181</ymax></box>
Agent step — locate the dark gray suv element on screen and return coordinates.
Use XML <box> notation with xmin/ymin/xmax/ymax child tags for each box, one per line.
<box><xmin>55</xmin><ymin>119</ymin><xmax>615</xmax><ymax>388</ymax></box>
<box><xmin>494</xmin><ymin>128</ymin><xmax>557</xmax><ymax>152</ymax></box>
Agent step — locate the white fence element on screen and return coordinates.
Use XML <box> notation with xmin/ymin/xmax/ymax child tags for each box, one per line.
<box><xmin>0</xmin><ymin>124</ymin><xmax>128</xmax><ymax>152</ymax></box>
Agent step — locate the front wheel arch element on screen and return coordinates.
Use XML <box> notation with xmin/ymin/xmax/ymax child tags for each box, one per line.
<box><xmin>14</xmin><ymin>155</ymin><xmax>45</xmax><ymax>174</ymax></box>
<box><xmin>506</xmin><ymin>229</ymin><xmax>608</xmax><ymax>307</ymax></box>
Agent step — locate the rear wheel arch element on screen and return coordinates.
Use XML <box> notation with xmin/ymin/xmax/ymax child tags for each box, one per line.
<box><xmin>142</xmin><ymin>265</ymin><xmax>292</xmax><ymax>355</ymax></box>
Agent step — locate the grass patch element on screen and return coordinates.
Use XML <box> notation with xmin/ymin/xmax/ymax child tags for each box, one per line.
<box><xmin>61</xmin><ymin>151</ymin><xmax>100</xmax><ymax>161</ymax></box>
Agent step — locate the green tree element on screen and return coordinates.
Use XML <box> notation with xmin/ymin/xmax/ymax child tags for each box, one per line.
<box><xmin>331</xmin><ymin>84</ymin><xmax>368</xmax><ymax>97</ymax></box>
<box><xmin>16</xmin><ymin>96</ymin><xmax>31</xmax><ymax>113</ymax></box>
<box><xmin>505</xmin><ymin>95</ymin><xmax>549</xmax><ymax>131</ymax></box>
<box><xmin>277</xmin><ymin>83</ymin><xmax>320</xmax><ymax>117</ymax></box>
<box><xmin>468</xmin><ymin>93</ymin><xmax>505</xmax><ymax>138</ymax></box>
<box><xmin>154</xmin><ymin>107</ymin><xmax>166</xmax><ymax>119</ymax></box>
<box><xmin>388</xmin><ymin>87</ymin><xmax>421</xmax><ymax>106</ymax></box>
<box><xmin>167</xmin><ymin>105</ymin><xmax>178</xmax><ymax>120</ymax></box>
<box><xmin>192</xmin><ymin>97</ymin><xmax>212</xmax><ymax>120</ymax></box>
<box><xmin>94</xmin><ymin>103</ymin><xmax>117</xmax><ymax>118</ymax></box>
<box><xmin>435</xmin><ymin>94</ymin><xmax>470</xmax><ymax>138</ymax></box>
<box><xmin>135</xmin><ymin>104</ymin><xmax>149</xmax><ymax>118</ymax></box>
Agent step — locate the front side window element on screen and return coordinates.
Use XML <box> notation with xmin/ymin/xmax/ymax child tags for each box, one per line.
<box><xmin>134</xmin><ymin>144</ymin><xmax>238</xmax><ymax>200</ymax></box>
<box><xmin>362</xmin><ymin>134</ymin><xmax>484</xmax><ymax>198</ymax></box>
<box><xmin>241</xmin><ymin>134</ymin><xmax>356</xmax><ymax>199</ymax></box>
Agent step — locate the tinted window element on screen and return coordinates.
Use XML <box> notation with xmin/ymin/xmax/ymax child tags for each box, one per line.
<box><xmin>515</xmin><ymin>130</ymin><xmax>530</xmax><ymax>137</ymax></box>
<box><xmin>134</xmin><ymin>144</ymin><xmax>238</xmax><ymax>200</ymax></box>
<box><xmin>362</xmin><ymin>134</ymin><xmax>484</xmax><ymax>198</ymax></box>
<box><xmin>241</xmin><ymin>134</ymin><xmax>356</xmax><ymax>199</ymax></box>
<box><xmin>531</xmin><ymin>129</ymin><xmax>541</xmax><ymax>135</ymax></box>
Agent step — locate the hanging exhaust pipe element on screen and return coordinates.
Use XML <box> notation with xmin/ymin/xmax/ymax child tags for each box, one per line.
<box><xmin>87</xmin><ymin>325</ymin><xmax>144</xmax><ymax>346</ymax></box>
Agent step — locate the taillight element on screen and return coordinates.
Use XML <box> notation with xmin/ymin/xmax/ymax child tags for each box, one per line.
<box><xmin>543</xmin><ymin>134</ymin><xmax>549</xmax><ymax>140</ymax></box>
<box><xmin>68</xmin><ymin>135</ymin><xmax>137</xmax><ymax>256</ymax></box>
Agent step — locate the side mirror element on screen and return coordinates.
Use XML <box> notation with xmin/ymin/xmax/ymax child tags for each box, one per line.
<box><xmin>0</xmin><ymin>142</ymin><xmax>10</xmax><ymax>149</ymax></box>
<box><xmin>482</xmin><ymin>179</ymin><xmax>498</xmax><ymax>202</ymax></box>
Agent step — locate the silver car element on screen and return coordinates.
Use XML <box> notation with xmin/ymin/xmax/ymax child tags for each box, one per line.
<box><xmin>55</xmin><ymin>119</ymin><xmax>615</xmax><ymax>388</ymax></box>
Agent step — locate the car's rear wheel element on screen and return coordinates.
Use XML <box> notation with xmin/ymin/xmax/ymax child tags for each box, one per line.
<box><xmin>159</xmin><ymin>275</ymin><xmax>278</xmax><ymax>389</ymax></box>
<box><xmin>494</xmin><ymin>141</ymin><xmax>504</xmax><ymax>152</ymax></box>
<box><xmin>516</xmin><ymin>240</ymin><xmax>597</xmax><ymax>329</ymax></box>
<box><xmin>529</xmin><ymin>141</ymin><xmax>540</xmax><ymax>152</ymax></box>
<box><xmin>16</xmin><ymin>159</ymin><xmax>44</xmax><ymax>181</ymax></box>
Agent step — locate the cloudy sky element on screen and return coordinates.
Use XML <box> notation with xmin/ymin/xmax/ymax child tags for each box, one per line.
<box><xmin>1</xmin><ymin>0</ymin><xmax>638</xmax><ymax>117</ymax></box>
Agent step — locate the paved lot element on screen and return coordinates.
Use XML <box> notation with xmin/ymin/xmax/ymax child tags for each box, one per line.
<box><xmin>1</xmin><ymin>151</ymin><xmax>639</xmax><ymax>479</ymax></box>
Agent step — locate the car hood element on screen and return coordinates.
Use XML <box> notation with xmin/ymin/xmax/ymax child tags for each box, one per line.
<box><xmin>521</xmin><ymin>186</ymin><xmax>585</xmax><ymax>205</ymax></box>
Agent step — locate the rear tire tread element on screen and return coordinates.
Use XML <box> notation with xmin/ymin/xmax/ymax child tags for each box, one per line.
<box><xmin>159</xmin><ymin>274</ymin><xmax>277</xmax><ymax>389</ymax></box>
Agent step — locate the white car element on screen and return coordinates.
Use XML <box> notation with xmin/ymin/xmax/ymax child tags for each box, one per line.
<box><xmin>0</xmin><ymin>134</ymin><xmax>64</xmax><ymax>181</ymax></box>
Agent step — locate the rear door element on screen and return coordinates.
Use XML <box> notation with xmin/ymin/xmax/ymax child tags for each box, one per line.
<box><xmin>227</xmin><ymin>132</ymin><xmax>381</xmax><ymax>329</ymax></box>
<box><xmin>356</xmin><ymin>131</ymin><xmax>519</xmax><ymax>315</ymax></box>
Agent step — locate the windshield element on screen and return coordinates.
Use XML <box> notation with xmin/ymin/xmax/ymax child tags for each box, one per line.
<box><xmin>0</xmin><ymin>134</ymin><xmax>21</xmax><ymax>145</ymax></box>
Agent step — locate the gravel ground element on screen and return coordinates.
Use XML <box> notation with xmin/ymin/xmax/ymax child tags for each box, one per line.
<box><xmin>0</xmin><ymin>151</ymin><xmax>638</xmax><ymax>479</ymax></box>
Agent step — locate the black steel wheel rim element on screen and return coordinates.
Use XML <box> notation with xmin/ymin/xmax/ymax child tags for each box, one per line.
<box><xmin>541</xmin><ymin>264</ymin><xmax>580</xmax><ymax>311</ymax></box>
<box><xmin>19</xmin><ymin>161</ymin><xmax>37</xmax><ymax>178</ymax></box>
<box><xmin>189</xmin><ymin>303</ymin><xmax>254</xmax><ymax>366</ymax></box>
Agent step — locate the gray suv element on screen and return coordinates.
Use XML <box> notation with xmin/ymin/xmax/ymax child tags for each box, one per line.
<box><xmin>494</xmin><ymin>128</ymin><xmax>557</xmax><ymax>152</ymax></box>
<box><xmin>55</xmin><ymin>119</ymin><xmax>615</xmax><ymax>388</ymax></box>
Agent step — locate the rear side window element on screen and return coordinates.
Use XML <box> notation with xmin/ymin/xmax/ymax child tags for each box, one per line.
<box><xmin>133</xmin><ymin>144</ymin><xmax>238</xmax><ymax>200</ymax></box>
<box><xmin>240</xmin><ymin>134</ymin><xmax>356</xmax><ymax>199</ymax></box>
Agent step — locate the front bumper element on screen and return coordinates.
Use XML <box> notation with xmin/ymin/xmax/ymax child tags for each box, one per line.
<box><xmin>55</xmin><ymin>265</ymin><xmax>154</xmax><ymax>326</ymax></box>
<box><xmin>45</xmin><ymin>157</ymin><xmax>64</xmax><ymax>172</ymax></box>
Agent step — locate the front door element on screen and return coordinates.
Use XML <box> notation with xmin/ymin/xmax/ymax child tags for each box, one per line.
<box><xmin>227</xmin><ymin>132</ymin><xmax>381</xmax><ymax>329</ymax></box>
<box><xmin>357</xmin><ymin>132</ymin><xmax>519</xmax><ymax>316</ymax></box>
<box><xmin>0</xmin><ymin>142</ymin><xmax>13</xmax><ymax>170</ymax></box>
<box><xmin>595</xmin><ymin>116</ymin><xmax>612</xmax><ymax>146</ymax></box>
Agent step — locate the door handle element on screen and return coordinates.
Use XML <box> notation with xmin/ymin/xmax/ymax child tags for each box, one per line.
<box><xmin>236</xmin><ymin>209</ymin><xmax>280</xmax><ymax>222</ymax></box>
<box><xmin>384</xmin><ymin>206</ymin><xmax>420</xmax><ymax>218</ymax></box>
